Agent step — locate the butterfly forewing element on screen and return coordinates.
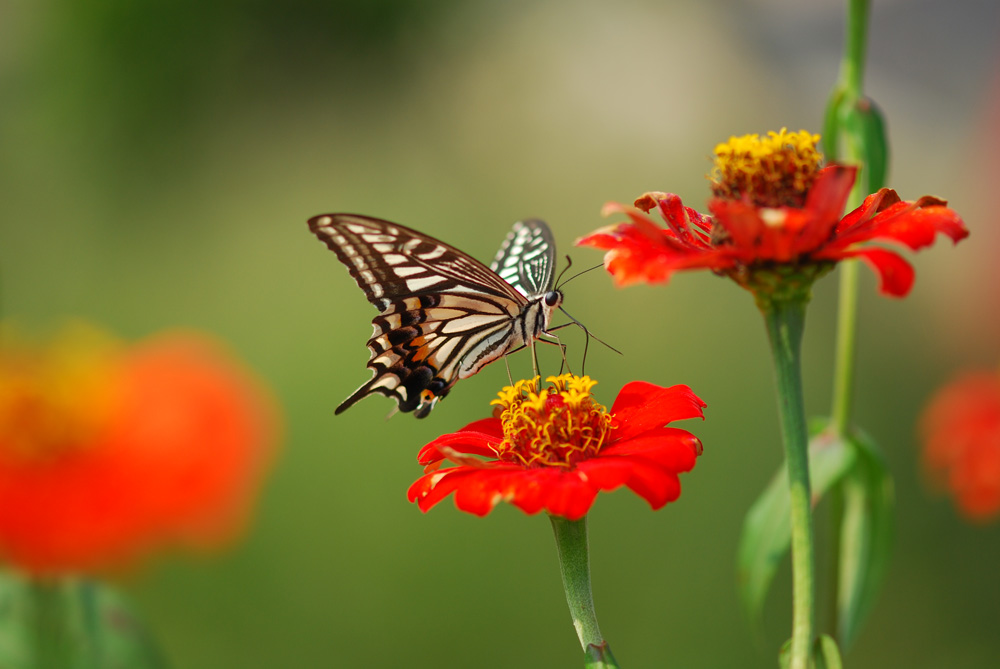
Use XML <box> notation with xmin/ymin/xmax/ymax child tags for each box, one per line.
<box><xmin>308</xmin><ymin>213</ymin><xmax>559</xmax><ymax>418</ymax></box>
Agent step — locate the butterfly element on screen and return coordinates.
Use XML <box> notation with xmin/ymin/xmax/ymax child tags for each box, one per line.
<box><xmin>308</xmin><ymin>213</ymin><xmax>564</xmax><ymax>418</ymax></box>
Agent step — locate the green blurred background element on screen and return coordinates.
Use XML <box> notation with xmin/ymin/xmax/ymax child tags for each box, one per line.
<box><xmin>2</xmin><ymin>0</ymin><xmax>998</xmax><ymax>667</ymax></box>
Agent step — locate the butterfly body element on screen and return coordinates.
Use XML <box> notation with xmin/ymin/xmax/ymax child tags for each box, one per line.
<box><xmin>308</xmin><ymin>214</ymin><xmax>561</xmax><ymax>418</ymax></box>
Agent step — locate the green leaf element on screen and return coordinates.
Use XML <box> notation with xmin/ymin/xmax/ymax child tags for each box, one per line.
<box><xmin>778</xmin><ymin>638</ymin><xmax>792</xmax><ymax>669</ymax></box>
<box><xmin>737</xmin><ymin>420</ymin><xmax>895</xmax><ymax>651</ymax></box>
<box><xmin>813</xmin><ymin>634</ymin><xmax>843</xmax><ymax>669</ymax></box>
<box><xmin>836</xmin><ymin>429</ymin><xmax>894</xmax><ymax>650</ymax></box>
<box><xmin>737</xmin><ymin>420</ymin><xmax>857</xmax><ymax>628</ymax></box>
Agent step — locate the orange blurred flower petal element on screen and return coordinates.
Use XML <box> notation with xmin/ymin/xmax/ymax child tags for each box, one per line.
<box><xmin>919</xmin><ymin>371</ymin><xmax>1000</xmax><ymax>521</ymax></box>
<box><xmin>0</xmin><ymin>325</ymin><xmax>279</xmax><ymax>574</ymax></box>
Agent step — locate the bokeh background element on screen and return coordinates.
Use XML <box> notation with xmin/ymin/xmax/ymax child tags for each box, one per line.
<box><xmin>2</xmin><ymin>0</ymin><xmax>999</xmax><ymax>667</ymax></box>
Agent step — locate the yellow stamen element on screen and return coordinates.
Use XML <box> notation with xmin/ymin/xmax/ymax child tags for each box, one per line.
<box><xmin>489</xmin><ymin>374</ymin><xmax>612</xmax><ymax>468</ymax></box>
<box><xmin>709</xmin><ymin>128</ymin><xmax>823</xmax><ymax>208</ymax></box>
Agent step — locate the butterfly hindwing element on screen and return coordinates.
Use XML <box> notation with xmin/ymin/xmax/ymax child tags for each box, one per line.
<box><xmin>309</xmin><ymin>213</ymin><xmax>560</xmax><ymax>418</ymax></box>
<box><xmin>490</xmin><ymin>219</ymin><xmax>557</xmax><ymax>297</ymax></box>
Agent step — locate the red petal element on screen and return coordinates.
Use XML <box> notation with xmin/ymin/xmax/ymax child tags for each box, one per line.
<box><xmin>706</xmin><ymin>199</ymin><xmax>767</xmax><ymax>252</ymax></box>
<box><xmin>577</xmin><ymin>203</ymin><xmax>732</xmax><ymax>287</ymax></box>
<box><xmin>408</xmin><ymin>467</ymin><xmax>478</xmax><ymax>511</ymax></box>
<box><xmin>625</xmin><ymin>462</ymin><xmax>682</xmax><ymax>509</ymax></box>
<box><xmin>453</xmin><ymin>468</ymin><xmax>516</xmax><ymax>516</ymax></box>
<box><xmin>825</xmin><ymin>246</ymin><xmax>915</xmax><ymax>297</ymax></box>
<box><xmin>416</xmin><ymin>419</ymin><xmax>503</xmax><ymax>465</ymax></box>
<box><xmin>610</xmin><ymin>383</ymin><xmax>706</xmax><ymax>441</ymax></box>
<box><xmin>796</xmin><ymin>164</ymin><xmax>857</xmax><ymax>249</ymax></box>
<box><xmin>580</xmin><ymin>456</ymin><xmax>681</xmax><ymax>509</ymax></box>
<box><xmin>836</xmin><ymin>188</ymin><xmax>899</xmax><ymax>235</ymax></box>
<box><xmin>835</xmin><ymin>191</ymin><xmax>968</xmax><ymax>250</ymax></box>
<box><xmin>538</xmin><ymin>470</ymin><xmax>598</xmax><ymax>520</ymax></box>
<box><xmin>601</xmin><ymin>427</ymin><xmax>702</xmax><ymax>471</ymax></box>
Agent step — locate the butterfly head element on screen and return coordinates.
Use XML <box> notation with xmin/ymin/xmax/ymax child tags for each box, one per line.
<box><xmin>544</xmin><ymin>290</ymin><xmax>563</xmax><ymax>308</ymax></box>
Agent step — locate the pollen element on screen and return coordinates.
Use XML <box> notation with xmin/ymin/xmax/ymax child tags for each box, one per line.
<box><xmin>490</xmin><ymin>374</ymin><xmax>612</xmax><ymax>468</ymax></box>
<box><xmin>0</xmin><ymin>326</ymin><xmax>122</xmax><ymax>464</ymax></box>
<box><xmin>709</xmin><ymin>128</ymin><xmax>823</xmax><ymax>208</ymax></box>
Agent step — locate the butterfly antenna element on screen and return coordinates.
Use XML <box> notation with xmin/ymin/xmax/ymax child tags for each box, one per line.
<box><xmin>556</xmin><ymin>259</ymin><xmax>605</xmax><ymax>290</ymax></box>
<box><xmin>553</xmin><ymin>255</ymin><xmax>574</xmax><ymax>290</ymax></box>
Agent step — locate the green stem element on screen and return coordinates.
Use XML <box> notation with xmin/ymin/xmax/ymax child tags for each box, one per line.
<box><xmin>830</xmin><ymin>259</ymin><xmax>859</xmax><ymax>435</ymax></box>
<box><xmin>761</xmin><ymin>299</ymin><xmax>814</xmax><ymax>669</ymax></box>
<box><xmin>829</xmin><ymin>0</ymin><xmax>872</xmax><ymax>439</ymax></box>
<box><xmin>549</xmin><ymin>515</ymin><xmax>619</xmax><ymax>669</ymax></box>
<box><xmin>29</xmin><ymin>579</ymin><xmax>81</xmax><ymax>669</ymax></box>
<box><xmin>841</xmin><ymin>0</ymin><xmax>869</xmax><ymax>95</ymax></box>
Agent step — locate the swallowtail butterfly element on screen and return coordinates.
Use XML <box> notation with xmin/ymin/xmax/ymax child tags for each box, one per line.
<box><xmin>308</xmin><ymin>213</ymin><xmax>563</xmax><ymax>418</ymax></box>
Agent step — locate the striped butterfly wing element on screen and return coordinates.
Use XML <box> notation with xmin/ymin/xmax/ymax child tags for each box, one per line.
<box><xmin>309</xmin><ymin>213</ymin><xmax>555</xmax><ymax>418</ymax></box>
<box><xmin>489</xmin><ymin>219</ymin><xmax>557</xmax><ymax>297</ymax></box>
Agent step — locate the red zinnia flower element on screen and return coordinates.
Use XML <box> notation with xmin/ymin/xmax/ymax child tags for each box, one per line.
<box><xmin>577</xmin><ymin>129</ymin><xmax>968</xmax><ymax>297</ymax></box>
<box><xmin>919</xmin><ymin>370</ymin><xmax>1000</xmax><ymax>521</ymax></box>
<box><xmin>407</xmin><ymin>374</ymin><xmax>705</xmax><ymax>520</ymax></box>
<box><xmin>0</xmin><ymin>324</ymin><xmax>279</xmax><ymax>574</ymax></box>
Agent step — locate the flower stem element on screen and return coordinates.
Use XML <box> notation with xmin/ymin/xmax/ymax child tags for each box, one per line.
<box><xmin>761</xmin><ymin>298</ymin><xmax>815</xmax><ymax>669</ymax></box>
<box><xmin>830</xmin><ymin>259</ymin><xmax>859</xmax><ymax>435</ymax></box>
<box><xmin>549</xmin><ymin>515</ymin><xmax>619</xmax><ymax>669</ymax></box>
<box><xmin>829</xmin><ymin>0</ymin><xmax>872</xmax><ymax>438</ymax></box>
<box><xmin>841</xmin><ymin>0</ymin><xmax>869</xmax><ymax>95</ymax></box>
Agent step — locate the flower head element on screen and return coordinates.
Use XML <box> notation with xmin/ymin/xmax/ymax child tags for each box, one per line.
<box><xmin>0</xmin><ymin>324</ymin><xmax>279</xmax><ymax>574</ymax></box>
<box><xmin>919</xmin><ymin>370</ymin><xmax>1000</xmax><ymax>522</ymax></box>
<box><xmin>577</xmin><ymin>129</ymin><xmax>968</xmax><ymax>298</ymax></box>
<box><xmin>407</xmin><ymin>374</ymin><xmax>705</xmax><ymax>520</ymax></box>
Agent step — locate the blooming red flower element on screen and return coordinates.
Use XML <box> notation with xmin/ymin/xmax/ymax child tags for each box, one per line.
<box><xmin>407</xmin><ymin>374</ymin><xmax>705</xmax><ymax>520</ymax></box>
<box><xmin>919</xmin><ymin>370</ymin><xmax>1000</xmax><ymax>521</ymax></box>
<box><xmin>577</xmin><ymin>129</ymin><xmax>968</xmax><ymax>297</ymax></box>
<box><xmin>0</xmin><ymin>324</ymin><xmax>279</xmax><ymax>574</ymax></box>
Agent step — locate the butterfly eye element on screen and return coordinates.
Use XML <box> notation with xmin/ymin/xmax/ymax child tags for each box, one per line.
<box><xmin>544</xmin><ymin>291</ymin><xmax>562</xmax><ymax>308</ymax></box>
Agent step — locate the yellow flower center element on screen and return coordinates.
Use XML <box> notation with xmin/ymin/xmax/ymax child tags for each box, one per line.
<box><xmin>490</xmin><ymin>374</ymin><xmax>613</xmax><ymax>468</ymax></box>
<box><xmin>0</xmin><ymin>325</ymin><xmax>122</xmax><ymax>464</ymax></box>
<box><xmin>709</xmin><ymin>128</ymin><xmax>823</xmax><ymax>208</ymax></box>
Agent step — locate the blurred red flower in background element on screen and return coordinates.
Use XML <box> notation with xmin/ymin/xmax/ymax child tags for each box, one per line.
<box><xmin>408</xmin><ymin>374</ymin><xmax>705</xmax><ymax>520</ymax></box>
<box><xmin>0</xmin><ymin>324</ymin><xmax>279</xmax><ymax>574</ymax></box>
<box><xmin>920</xmin><ymin>370</ymin><xmax>1000</xmax><ymax>522</ymax></box>
<box><xmin>577</xmin><ymin>129</ymin><xmax>968</xmax><ymax>297</ymax></box>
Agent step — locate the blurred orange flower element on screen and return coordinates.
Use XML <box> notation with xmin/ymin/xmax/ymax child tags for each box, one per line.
<box><xmin>0</xmin><ymin>324</ymin><xmax>279</xmax><ymax>574</ymax></box>
<box><xmin>919</xmin><ymin>370</ymin><xmax>1000</xmax><ymax>521</ymax></box>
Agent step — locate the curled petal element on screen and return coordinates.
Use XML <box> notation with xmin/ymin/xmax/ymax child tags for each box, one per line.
<box><xmin>409</xmin><ymin>464</ymin><xmax>515</xmax><ymax>514</ymax></box>
<box><xmin>610</xmin><ymin>383</ymin><xmax>706</xmax><ymax>441</ymax></box>
<box><xmin>825</xmin><ymin>246</ymin><xmax>915</xmax><ymax>297</ymax></box>
<box><xmin>835</xmin><ymin>190</ymin><xmax>968</xmax><ymax>250</ymax></box>
<box><xmin>579</xmin><ymin>203</ymin><xmax>729</xmax><ymax>287</ymax></box>
<box><xmin>416</xmin><ymin>418</ymin><xmax>502</xmax><ymax>465</ymax></box>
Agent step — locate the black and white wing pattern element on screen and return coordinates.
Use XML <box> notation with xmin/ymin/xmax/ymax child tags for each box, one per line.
<box><xmin>308</xmin><ymin>213</ymin><xmax>563</xmax><ymax>418</ymax></box>
<box><xmin>489</xmin><ymin>219</ymin><xmax>556</xmax><ymax>298</ymax></box>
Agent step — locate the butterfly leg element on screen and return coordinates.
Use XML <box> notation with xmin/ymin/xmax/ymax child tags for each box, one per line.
<box><xmin>530</xmin><ymin>339</ymin><xmax>541</xmax><ymax>379</ymax></box>
<box><xmin>538</xmin><ymin>333</ymin><xmax>571</xmax><ymax>375</ymax></box>
<box><xmin>503</xmin><ymin>353</ymin><xmax>515</xmax><ymax>386</ymax></box>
